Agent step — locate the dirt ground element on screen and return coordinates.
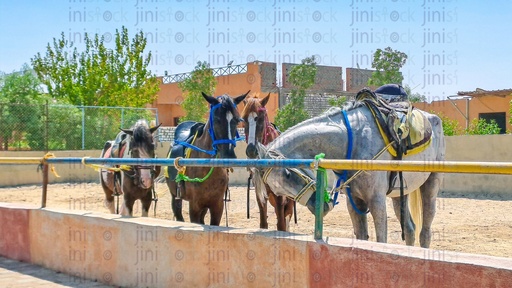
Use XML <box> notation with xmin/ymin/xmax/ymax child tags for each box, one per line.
<box><xmin>1</xmin><ymin>181</ymin><xmax>511</xmax><ymax>259</ymax></box>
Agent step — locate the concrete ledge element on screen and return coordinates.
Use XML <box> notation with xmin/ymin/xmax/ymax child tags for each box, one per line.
<box><xmin>0</xmin><ymin>203</ymin><xmax>510</xmax><ymax>287</ymax></box>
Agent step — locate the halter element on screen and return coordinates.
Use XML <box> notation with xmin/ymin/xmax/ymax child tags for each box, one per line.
<box><xmin>177</xmin><ymin>99</ymin><xmax>244</xmax><ymax>156</ymax></box>
<box><xmin>124</xmin><ymin>137</ymin><xmax>158</xmax><ymax>189</ymax></box>
<box><xmin>261</xmin><ymin>150</ymin><xmax>318</xmax><ymax>205</ymax></box>
<box><xmin>256</xmin><ymin>107</ymin><xmax>280</xmax><ymax>145</ymax></box>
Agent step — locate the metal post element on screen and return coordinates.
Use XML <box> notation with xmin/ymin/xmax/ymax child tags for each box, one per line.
<box><xmin>314</xmin><ymin>168</ymin><xmax>325</xmax><ymax>240</ymax></box>
<box><xmin>41</xmin><ymin>163</ymin><xmax>48</xmax><ymax>208</ymax></box>
<box><xmin>81</xmin><ymin>106</ymin><xmax>85</xmax><ymax>150</ymax></box>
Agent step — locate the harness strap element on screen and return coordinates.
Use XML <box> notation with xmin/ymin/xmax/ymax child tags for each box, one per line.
<box><xmin>334</xmin><ymin>110</ymin><xmax>369</xmax><ymax>215</ymax></box>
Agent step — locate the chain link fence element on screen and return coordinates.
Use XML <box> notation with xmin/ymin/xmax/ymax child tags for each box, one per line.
<box><xmin>0</xmin><ymin>102</ymin><xmax>158</xmax><ymax>151</ymax></box>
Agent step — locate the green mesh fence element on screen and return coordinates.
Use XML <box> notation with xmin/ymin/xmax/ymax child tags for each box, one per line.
<box><xmin>0</xmin><ymin>102</ymin><xmax>158</xmax><ymax>151</ymax></box>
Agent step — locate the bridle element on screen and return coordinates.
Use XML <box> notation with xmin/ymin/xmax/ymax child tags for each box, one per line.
<box><xmin>123</xmin><ymin>140</ymin><xmax>158</xmax><ymax>189</ymax></box>
<box><xmin>260</xmin><ymin>149</ymin><xmax>317</xmax><ymax>205</ymax></box>
<box><xmin>209</xmin><ymin>101</ymin><xmax>243</xmax><ymax>150</ymax></box>
<box><xmin>256</xmin><ymin>107</ymin><xmax>280</xmax><ymax>146</ymax></box>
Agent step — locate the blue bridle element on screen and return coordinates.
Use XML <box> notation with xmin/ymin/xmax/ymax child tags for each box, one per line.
<box><xmin>175</xmin><ymin>99</ymin><xmax>243</xmax><ymax>156</ymax></box>
<box><xmin>208</xmin><ymin>101</ymin><xmax>244</xmax><ymax>153</ymax></box>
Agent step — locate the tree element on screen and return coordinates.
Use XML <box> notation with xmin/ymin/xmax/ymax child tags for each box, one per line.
<box><xmin>404</xmin><ymin>84</ymin><xmax>427</xmax><ymax>103</ymax></box>
<box><xmin>275</xmin><ymin>56</ymin><xmax>317</xmax><ymax>131</ymax></box>
<box><xmin>178</xmin><ymin>61</ymin><xmax>217</xmax><ymax>122</ymax></box>
<box><xmin>31</xmin><ymin>26</ymin><xmax>159</xmax><ymax>107</ymax></box>
<box><xmin>0</xmin><ymin>64</ymin><xmax>45</xmax><ymax>150</ymax></box>
<box><xmin>367</xmin><ymin>47</ymin><xmax>407</xmax><ymax>87</ymax></box>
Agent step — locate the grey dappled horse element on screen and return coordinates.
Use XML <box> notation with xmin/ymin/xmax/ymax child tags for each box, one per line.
<box><xmin>258</xmin><ymin>100</ymin><xmax>445</xmax><ymax>248</ymax></box>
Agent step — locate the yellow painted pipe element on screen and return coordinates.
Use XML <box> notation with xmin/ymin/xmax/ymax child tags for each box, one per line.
<box><xmin>0</xmin><ymin>157</ymin><xmax>43</xmax><ymax>164</ymax></box>
<box><xmin>317</xmin><ymin>160</ymin><xmax>512</xmax><ymax>175</ymax></box>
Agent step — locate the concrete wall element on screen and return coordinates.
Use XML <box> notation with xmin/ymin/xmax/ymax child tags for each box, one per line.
<box><xmin>0</xmin><ymin>203</ymin><xmax>510</xmax><ymax>287</ymax></box>
<box><xmin>1</xmin><ymin>135</ymin><xmax>512</xmax><ymax>197</ymax></box>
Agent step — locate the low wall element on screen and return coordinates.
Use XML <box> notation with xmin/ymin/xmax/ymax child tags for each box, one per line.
<box><xmin>1</xmin><ymin>135</ymin><xmax>512</xmax><ymax>197</ymax></box>
<box><xmin>0</xmin><ymin>203</ymin><xmax>510</xmax><ymax>287</ymax></box>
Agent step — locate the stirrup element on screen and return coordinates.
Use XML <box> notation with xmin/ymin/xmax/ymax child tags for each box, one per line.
<box><xmin>176</xmin><ymin>183</ymin><xmax>182</xmax><ymax>200</ymax></box>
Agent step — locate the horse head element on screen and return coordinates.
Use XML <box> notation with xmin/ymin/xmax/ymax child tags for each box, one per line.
<box><xmin>202</xmin><ymin>91</ymin><xmax>249</xmax><ymax>158</ymax></box>
<box><xmin>120</xmin><ymin>120</ymin><xmax>161</xmax><ymax>189</ymax></box>
<box><xmin>241</xmin><ymin>93</ymin><xmax>272</xmax><ymax>159</ymax></box>
<box><xmin>256</xmin><ymin>143</ymin><xmax>334</xmax><ymax>217</ymax></box>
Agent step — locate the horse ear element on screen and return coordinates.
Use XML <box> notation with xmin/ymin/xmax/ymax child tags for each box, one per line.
<box><xmin>260</xmin><ymin>93</ymin><xmax>271</xmax><ymax>107</ymax></box>
<box><xmin>120</xmin><ymin>128</ymin><xmax>133</xmax><ymax>136</ymax></box>
<box><xmin>234</xmin><ymin>90</ymin><xmax>250</xmax><ymax>105</ymax></box>
<box><xmin>149</xmin><ymin>123</ymin><xmax>162</xmax><ymax>134</ymax></box>
<box><xmin>202</xmin><ymin>92</ymin><xmax>219</xmax><ymax>105</ymax></box>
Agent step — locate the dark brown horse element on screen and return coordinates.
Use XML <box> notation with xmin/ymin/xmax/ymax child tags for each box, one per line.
<box><xmin>165</xmin><ymin>92</ymin><xmax>248</xmax><ymax>225</ymax></box>
<box><xmin>99</xmin><ymin>119</ymin><xmax>161</xmax><ymax>216</ymax></box>
<box><xmin>241</xmin><ymin>93</ymin><xmax>295</xmax><ymax>231</ymax></box>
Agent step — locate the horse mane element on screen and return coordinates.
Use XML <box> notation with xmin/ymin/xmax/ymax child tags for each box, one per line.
<box><xmin>217</xmin><ymin>94</ymin><xmax>242</xmax><ymax>119</ymax></box>
<box><xmin>130</xmin><ymin>120</ymin><xmax>153</xmax><ymax>148</ymax></box>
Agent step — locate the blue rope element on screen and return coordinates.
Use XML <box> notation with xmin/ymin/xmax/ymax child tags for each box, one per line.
<box><xmin>334</xmin><ymin>110</ymin><xmax>369</xmax><ymax>215</ymax></box>
<box><xmin>173</xmin><ymin>140</ymin><xmax>217</xmax><ymax>156</ymax></box>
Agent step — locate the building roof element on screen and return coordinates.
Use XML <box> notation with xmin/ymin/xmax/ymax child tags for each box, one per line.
<box><xmin>457</xmin><ymin>88</ymin><xmax>512</xmax><ymax>98</ymax></box>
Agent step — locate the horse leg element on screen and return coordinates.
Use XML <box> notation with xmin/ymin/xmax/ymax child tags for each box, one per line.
<box><xmin>100</xmin><ymin>173</ymin><xmax>115</xmax><ymax>214</ymax></box>
<box><xmin>346</xmin><ymin>197</ymin><xmax>369</xmax><ymax>241</ymax></box>
<box><xmin>273</xmin><ymin>195</ymin><xmax>287</xmax><ymax>232</ymax></box>
<box><xmin>167</xmin><ymin>179</ymin><xmax>185</xmax><ymax>222</ymax></box>
<box><xmin>171</xmin><ymin>196</ymin><xmax>185</xmax><ymax>222</ymax></box>
<box><xmin>368</xmin><ymin>194</ymin><xmax>388</xmax><ymax>243</ymax></box>
<box><xmin>189</xmin><ymin>204</ymin><xmax>205</xmax><ymax>225</ymax></box>
<box><xmin>140</xmin><ymin>190</ymin><xmax>153</xmax><ymax>217</ymax></box>
<box><xmin>391</xmin><ymin>195</ymin><xmax>416</xmax><ymax>246</ymax></box>
<box><xmin>419</xmin><ymin>172</ymin><xmax>442</xmax><ymax>248</ymax></box>
<box><xmin>121</xmin><ymin>196</ymin><xmax>135</xmax><ymax>217</ymax></box>
<box><xmin>283</xmin><ymin>200</ymin><xmax>294</xmax><ymax>232</ymax></box>
<box><xmin>254</xmin><ymin>174</ymin><xmax>269</xmax><ymax>229</ymax></box>
<box><xmin>209</xmin><ymin>200</ymin><xmax>224</xmax><ymax>226</ymax></box>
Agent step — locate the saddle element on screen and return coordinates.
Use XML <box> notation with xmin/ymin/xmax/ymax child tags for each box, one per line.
<box><xmin>164</xmin><ymin>121</ymin><xmax>205</xmax><ymax>181</ymax></box>
<box><xmin>355</xmin><ymin>89</ymin><xmax>432</xmax><ymax>157</ymax></box>
<box><xmin>356</xmin><ymin>88</ymin><xmax>433</xmax><ymax>194</ymax></box>
<box><xmin>110</xmin><ymin>131</ymin><xmax>129</xmax><ymax>159</ymax></box>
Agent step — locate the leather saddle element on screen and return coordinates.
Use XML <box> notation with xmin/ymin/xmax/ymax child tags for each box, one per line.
<box><xmin>166</xmin><ymin>121</ymin><xmax>205</xmax><ymax>181</ymax></box>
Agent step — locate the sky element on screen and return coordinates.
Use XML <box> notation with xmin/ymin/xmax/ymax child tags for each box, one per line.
<box><xmin>1</xmin><ymin>0</ymin><xmax>511</xmax><ymax>101</ymax></box>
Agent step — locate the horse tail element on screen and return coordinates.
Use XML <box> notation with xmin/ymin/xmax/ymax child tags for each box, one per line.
<box><xmin>408</xmin><ymin>188</ymin><xmax>423</xmax><ymax>242</ymax></box>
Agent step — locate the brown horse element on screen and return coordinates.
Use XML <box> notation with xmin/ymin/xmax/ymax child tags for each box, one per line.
<box><xmin>99</xmin><ymin>119</ymin><xmax>161</xmax><ymax>216</ymax></box>
<box><xmin>165</xmin><ymin>92</ymin><xmax>248</xmax><ymax>225</ymax></box>
<box><xmin>241</xmin><ymin>93</ymin><xmax>295</xmax><ymax>231</ymax></box>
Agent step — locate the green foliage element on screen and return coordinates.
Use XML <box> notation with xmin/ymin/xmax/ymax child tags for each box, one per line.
<box><xmin>435</xmin><ymin>112</ymin><xmax>462</xmax><ymax>136</ymax></box>
<box><xmin>466</xmin><ymin>118</ymin><xmax>501</xmax><ymax>135</ymax></box>
<box><xmin>367</xmin><ymin>47</ymin><xmax>408</xmax><ymax>87</ymax></box>
<box><xmin>434</xmin><ymin>111</ymin><xmax>501</xmax><ymax>136</ymax></box>
<box><xmin>275</xmin><ymin>56</ymin><xmax>317</xmax><ymax>131</ymax></box>
<box><xmin>0</xmin><ymin>64</ymin><xmax>45</xmax><ymax>150</ymax></box>
<box><xmin>327</xmin><ymin>96</ymin><xmax>347</xmax><ymax>107</ymax></box>
<box><xmin>178</xmin><ymin>61</ymin><xmax>217</xmax><ymax>122</ymax></box>
<box><xmin>404</xmin><ymin>84</ymin><xmax>427</xmax><ymax>103</ymax></box>
<box><xmin>31</xmin><ymin>26</ymin><xmax>159</xmax><ymax>107</ymax></box>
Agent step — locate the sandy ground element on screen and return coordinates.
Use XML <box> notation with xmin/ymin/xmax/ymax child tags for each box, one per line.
<box><xmin>1</xmin><ymin>181</ymin><xmax>511</xmax><ymax>259</ymax></box>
